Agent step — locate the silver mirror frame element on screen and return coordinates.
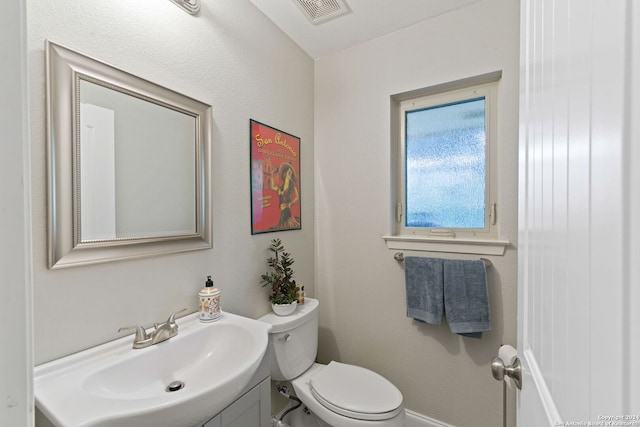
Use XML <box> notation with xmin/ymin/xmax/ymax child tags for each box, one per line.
<box><xmin>45</xmin><ymin>40</ymin><xmax>212</xmax><ymax>269</ymax></box>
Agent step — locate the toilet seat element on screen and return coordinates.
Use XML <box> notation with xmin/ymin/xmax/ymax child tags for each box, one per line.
<box><xmin>308</xmin><ymin>361</ymin><xmax>404</xmax><ymax>421</ymax></box>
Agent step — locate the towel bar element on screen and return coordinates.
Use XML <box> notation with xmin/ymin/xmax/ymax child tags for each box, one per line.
<box><xmin>393</xmin><ymin>252</ymin><xmax>492</xmax><ymax>268</ymax></box>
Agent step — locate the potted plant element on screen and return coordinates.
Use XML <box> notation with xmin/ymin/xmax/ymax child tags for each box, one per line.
<box><xmin>261</xmin><ymin>238</ymin><xmax>300</xmax><ymax>316</ymax></box>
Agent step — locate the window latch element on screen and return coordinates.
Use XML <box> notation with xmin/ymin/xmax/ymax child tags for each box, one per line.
<box><xmin>396</xmin><ymin>202</ymin><xmax>403</xmax><ymax>224</ymax></box>
<box><xmin>429</xmin><ymin>229</ymin><xmax>456</xmax><ymax>238</ymax></box>
<box><xmin>490</xmin><ymin>202</ymin><xmax>496</xmax><ymax>225</ymax></box>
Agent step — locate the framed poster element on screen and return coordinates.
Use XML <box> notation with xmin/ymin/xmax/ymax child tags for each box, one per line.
<box><xmin>250</xmin><ymin>119</ymin><xmax>301</xmax><ymax>234</ymax></box>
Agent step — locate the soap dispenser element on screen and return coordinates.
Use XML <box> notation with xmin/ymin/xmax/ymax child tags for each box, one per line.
<box><xmin>199</xmin><ymin>275</ymin><xmax>221</xmax><ymax>322</ymax></box>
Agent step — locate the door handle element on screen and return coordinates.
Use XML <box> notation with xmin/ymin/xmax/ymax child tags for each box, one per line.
<box><xmin>491</xmin><ymin>355</ymin><xmax>522</xmax><ymax>390</ymax></box>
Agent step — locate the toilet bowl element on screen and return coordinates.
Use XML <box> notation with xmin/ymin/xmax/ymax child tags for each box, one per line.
<box><xmin>291</xmin><ymin>363</ymin><xmax>405</xmax><ymax>427</ymax></box>
<box><xmin>258</xmin><ymin>298</ymin><xmax>405</xmax><ymax>427</ymax></box>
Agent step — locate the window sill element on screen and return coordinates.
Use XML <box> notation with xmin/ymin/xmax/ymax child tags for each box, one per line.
<box><xmin>382</xmin><ymin>235</ymin><xmax>510</xmax><ymax>256</ymax></box>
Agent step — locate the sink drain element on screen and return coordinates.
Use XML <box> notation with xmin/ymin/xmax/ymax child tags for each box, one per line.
<box><xmin>166</xmin><ymin>381</ymin><xmax>185</xmax><ymax>392</ymax></box>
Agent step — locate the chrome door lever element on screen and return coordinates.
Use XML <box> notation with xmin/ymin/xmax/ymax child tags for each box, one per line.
<box><xmin>491</xmin><ymin>355</ymin><xmax>522</xmax><ymax>390</ymax></box>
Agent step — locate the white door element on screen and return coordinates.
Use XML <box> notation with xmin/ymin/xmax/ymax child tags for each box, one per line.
<box><xmin>517</xmin><ymin>0</ymin><xmax>640</xmax><ymax>425</ymax></box>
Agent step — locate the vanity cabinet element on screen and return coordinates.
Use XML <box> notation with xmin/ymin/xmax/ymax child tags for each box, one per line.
<box><xmin>202</xmin><ymin>377</ymin><xmax>270</xmax><ymax>427</ymax></box>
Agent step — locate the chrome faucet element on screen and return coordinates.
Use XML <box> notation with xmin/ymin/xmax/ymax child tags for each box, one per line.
<box><xmin>119</xmin><ymin>308</ymin><xmax>187</xmax><ymax>349</ymax></box>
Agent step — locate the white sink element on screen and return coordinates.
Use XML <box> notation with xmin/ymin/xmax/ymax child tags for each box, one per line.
<box><xmin>34</xmin><ymin>311</ymin><xmax>272</xmax><ymax>427</ymax></box>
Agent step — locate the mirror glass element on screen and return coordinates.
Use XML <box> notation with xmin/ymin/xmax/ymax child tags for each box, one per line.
<box><xmin>46</xmin><ymin>41</ymin><xmax>212</xmax><ymax>268</ymax></box>
<box><xmin>79</xmin><ymin>79</ymin><xmax>197</xmax><ymax>241</ymax></box>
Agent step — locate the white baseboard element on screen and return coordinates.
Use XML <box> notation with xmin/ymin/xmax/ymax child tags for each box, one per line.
<box><xmin>405</xmin><ymin>409</ymin><xmax>456</xmax><ymax>427</ymax></box>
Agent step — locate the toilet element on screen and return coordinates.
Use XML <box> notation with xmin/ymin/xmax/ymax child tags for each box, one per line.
<box><xmin>258</xmin><ymin>298</ymin><xmax>405</xmax><ymax>427</ymax></box>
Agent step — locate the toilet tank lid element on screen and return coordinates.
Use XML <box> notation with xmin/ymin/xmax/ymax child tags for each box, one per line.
<box><xmin>258</xmin><ymin>298</ymin><xmax>319</xmax><ymax>333</ymax></box>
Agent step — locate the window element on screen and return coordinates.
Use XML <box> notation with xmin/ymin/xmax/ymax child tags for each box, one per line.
<box><xmin>385</xmin><ymin>73</ymin><xmax>507</xmax><ymax>255</ymax></box>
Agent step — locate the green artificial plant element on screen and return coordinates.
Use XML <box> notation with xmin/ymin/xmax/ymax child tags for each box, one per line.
<box><xmin>260</xmin><ymin>238</ymin><xmax>299</xmax><ymax>305</ymax></box>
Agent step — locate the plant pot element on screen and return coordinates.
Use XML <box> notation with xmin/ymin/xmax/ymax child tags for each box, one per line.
<box><xmin>271</xmin><ymin>301</ymin><xmax>297</xmax><ymax>316</ymax></box>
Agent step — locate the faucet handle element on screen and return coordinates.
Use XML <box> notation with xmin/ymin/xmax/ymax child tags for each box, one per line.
<box><xmin>118</xmin><ymin>325</ymin><xmax>148</xmax><ymax>341</ymax></box>
<box><xmin>167</xmin><ymin>308</ymin><xmax>188</xmax><ymax>324</ymax></box>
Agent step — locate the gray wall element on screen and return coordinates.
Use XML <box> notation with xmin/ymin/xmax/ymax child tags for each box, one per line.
<box><xmin>313</xmin><ymin>0</ymin><xmax>519</xmax><ymax>425</ymax></box>
<box><xmin>28</xmin><ymin>0</ymin><xmax>315</xmax><ymax>364</ymax></box>
<box><xmin>25</xmin><ymin>0</ymin><xmax>520</xmax><ymax>425</ymax></box>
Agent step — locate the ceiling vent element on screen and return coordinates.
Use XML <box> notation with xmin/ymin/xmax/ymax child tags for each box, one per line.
<box><xmin>292</xmin><ymin>0</ymin><xmax>351</xmax><ymax>25</ymax></box>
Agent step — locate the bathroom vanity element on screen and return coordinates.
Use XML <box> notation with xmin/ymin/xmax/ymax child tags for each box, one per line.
<box><xmin>36</xmin><ymin>365</ymin><xmax>270</xmax><ymax>427</ymax></box>
<box><xmin>34</xmin><ymin>312</ymin><xmax>272</xmax><ymax>427</ymax></box>
<box><xmin>201</xmin><ymin>376</ymin><xmax>270</xmax><ymax>427</ymax></box>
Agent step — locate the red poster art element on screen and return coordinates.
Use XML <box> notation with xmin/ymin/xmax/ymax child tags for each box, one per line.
<box><xmin>250</xmin><ymin>120</ymin><xmax>301</xmax><ymax>234</ymax></box>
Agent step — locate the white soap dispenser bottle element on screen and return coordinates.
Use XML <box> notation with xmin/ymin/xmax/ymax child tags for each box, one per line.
<box><xmin>199</xmin><ymin>275</ymin><xmax>221</xmax><ymax>322</ymax></box>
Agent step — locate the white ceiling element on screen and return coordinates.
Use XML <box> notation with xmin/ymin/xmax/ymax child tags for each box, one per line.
<box><xmin>249</xmin><ymin>0</ymin><xmax>483</xmax><ymax>59</ymax></box>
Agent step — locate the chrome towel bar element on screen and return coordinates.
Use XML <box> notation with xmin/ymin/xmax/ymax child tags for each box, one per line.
<box><xmin>393</xmin><ymin>252</ymin><xmax>492</xmax><ymax>268</ymax></box>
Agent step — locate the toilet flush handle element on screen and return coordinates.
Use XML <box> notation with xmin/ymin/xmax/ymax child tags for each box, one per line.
<box><xmin>281</xmin><ymin>333</ymin><xmax>291</xmax><ymax>342</ymax></box>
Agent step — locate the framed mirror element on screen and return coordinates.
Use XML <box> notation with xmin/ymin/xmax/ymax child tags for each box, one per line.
<box><xmin>46</xmin><ymin>41</ymin><xmax>212</xmax><ymax>269</ymax></box>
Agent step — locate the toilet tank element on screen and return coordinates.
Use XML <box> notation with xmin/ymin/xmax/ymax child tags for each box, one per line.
<box><xmin>258</xmin><ymin>298</ymin><xmax>319</xmax><ymax>381</ymax></box>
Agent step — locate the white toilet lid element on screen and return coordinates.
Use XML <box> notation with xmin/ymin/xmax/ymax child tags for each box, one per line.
<box><xmin>308</xmin><ymin>361</ymin><xmax>403</xmax><ymax>421</ymax></box>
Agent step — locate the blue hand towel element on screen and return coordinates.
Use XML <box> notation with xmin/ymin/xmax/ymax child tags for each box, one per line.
<box><xmin>404</xmin><ymin>257</ymin><xmax>444</xmax><ymax>325</ymax></box>
<box><xmin>443</xmin><ymin>259</ymin><xmax>490</xmax><ymax>338</ymax></box>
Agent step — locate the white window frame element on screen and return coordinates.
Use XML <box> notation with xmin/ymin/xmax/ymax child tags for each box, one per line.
<box><xmin>384</xmin><ymin>72</ymin><xmax>509</xmax><ymax>255</ymax></box>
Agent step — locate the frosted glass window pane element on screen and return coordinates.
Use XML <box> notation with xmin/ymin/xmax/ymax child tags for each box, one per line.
<box><xmin>405</xmin><ymin>97</ymin><xmax>486</xmax><ymax>228</ymax></box>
